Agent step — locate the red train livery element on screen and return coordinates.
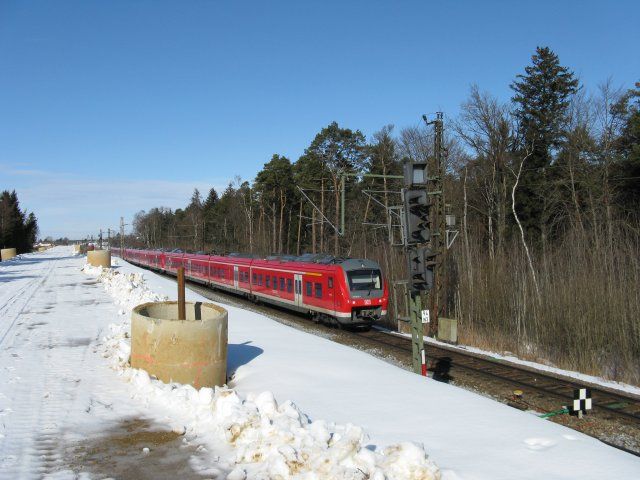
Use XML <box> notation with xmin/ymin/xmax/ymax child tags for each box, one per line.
<box><xmin>115</xmin><ymin>249</ymin><xmax>389</xmax><ymax>327</ymax></box>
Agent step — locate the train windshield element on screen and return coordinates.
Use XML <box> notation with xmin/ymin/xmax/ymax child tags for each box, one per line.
<box><xmin>347</xmin><ymin>269</ymin><xmax>382</xmax><ymax>291</ymax></box>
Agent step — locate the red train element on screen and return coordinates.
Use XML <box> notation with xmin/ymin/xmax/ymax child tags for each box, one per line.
<box><xmin>115</xmin><ymin>248</ymin><xmax>389</xmax><ymax>327</ymax></box>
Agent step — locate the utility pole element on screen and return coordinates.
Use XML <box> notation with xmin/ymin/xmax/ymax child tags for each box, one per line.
<box><xmin>99</xmin><ymin>229</ymin><xmax>103</xmax><ymax>249</ymax></box>
<box><xmin>107</xmin><ymin>228</ymin><xmax>111</xmax><ymax>248</ymax></box>
<box><xmin>120</xmin><ymin>217</ymin><xmax>125</xmax><ymax>256</ymax></box>
<box><xmin>423</xmin><ymin>112</ymin><xmax>445</xmax><ymax>337</ymax></box>
<box><xmin>202</xmin><ymin>220</ymin><xmax>206</xmax><ymax>252</ymax></box>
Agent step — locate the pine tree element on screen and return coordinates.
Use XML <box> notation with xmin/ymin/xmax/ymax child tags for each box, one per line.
<box><xmin>203</xmin><ymin>188</ymin><xmax>219</xmax><ymax>212</ymax></box>
<box><xmin>254</xmin><ymin>155</ymin><xmax>295</xmax><ymax>253</ymax></box>
<box><xmin>302</xmin><ymin>122</ymin><xmax>367</xmax><ymax>254</ymax></box>
<box><xmin>188</xmin><ymin>188</ymin><xmax>203</xmax><ymax>210</ymax></box>
<box><xmin>612</xmin><ymin>81</ymin><xmax>640</xmax><ymax>217</ymax></box>
<box><xmin>0</xmin><ymin>190</ymin><xmax>37</xmax><ymax>254</ymax></box>
<box><xmin>511</xmin><ymin>46</ymin><xmax>579</xmax><ymax>242</ymax></box>
<box><xmin>25</xmin><ymin>213</ymin><xmax>39</xmax><ymax>248</ymax></box>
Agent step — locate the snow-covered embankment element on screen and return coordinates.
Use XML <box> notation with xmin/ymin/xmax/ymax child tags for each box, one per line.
<box><xmin>82</xmin><ymin>264</ymin><xmax>441</xmax><ymax>480</ymax></box>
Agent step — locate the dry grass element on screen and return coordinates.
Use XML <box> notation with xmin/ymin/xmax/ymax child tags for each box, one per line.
<box><xmin>453</xmin><ymin>225</ymin><xmax>640</xmax><ymax>385</ymax></box>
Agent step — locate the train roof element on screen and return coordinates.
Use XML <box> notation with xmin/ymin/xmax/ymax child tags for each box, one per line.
<box><xmin>127</xmin><ymin>249</ymin><xmax>381</xmax><ymax>270</ymax></box>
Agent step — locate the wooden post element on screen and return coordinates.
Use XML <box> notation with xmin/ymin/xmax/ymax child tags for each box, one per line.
<box><xmin>177</xmin><ymin>267</ymin><xmax>186</xmax><ymax>320</ymax></box>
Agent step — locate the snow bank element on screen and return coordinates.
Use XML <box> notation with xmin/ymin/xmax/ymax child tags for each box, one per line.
<box><xmin>82</xmin><ymin>264</ymin><xmax>441</xmax><ymax>480</ymax></box>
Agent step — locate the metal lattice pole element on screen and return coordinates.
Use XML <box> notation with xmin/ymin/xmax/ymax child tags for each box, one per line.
<box><xmin>408</xmin><ymin>291</ymin><xmax>424</xmax><ymax>373</ymax></box>
<box><xmin>425</xmin><ymin>112</ymin><xmax>445</xmax><ymax>337</ymax></box>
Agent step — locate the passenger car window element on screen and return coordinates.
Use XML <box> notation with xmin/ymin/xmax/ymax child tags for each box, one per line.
<box><xmin>306</xmin><ymin>281</ymin><xmax>312</xmax><ymax>296</ymax></box>
<box><xmin>287</xmin><ymin>278</ymin><xmax>293</xmax><ymax>293</ymax></box>
<box><xmin>280</xmin><ymin>277</ymin><xmax>285</xmax><ymax>290</ymax></box>
<box><xmin>258</xmin><ymin>274</ymin><xmax>263</xmax><ymax>286</ymax></box>
<box><xmin>272</xmin><ymin>276</ymin><xmax>278</xmax><ymax>289</ymax></box>
<box><xmin>315</xmin><ymin>282</ymin><xmax>322</xmax><ymax>298</ymax></box>
<box><xmin>266</xmin><ymin>276</ymin><xmax>271</xmax><ymax>288</ymax></box>
<box><xmin>252</xmin><ymin>273</ymin><xmax>257</xmax><ymax>284</ymax></box>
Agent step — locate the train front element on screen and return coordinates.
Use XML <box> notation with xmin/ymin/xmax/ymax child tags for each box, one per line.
<box><xmin>340</xmin><ymin>259</ymin><xmax>388</xmax><ymax>325</ymax></box>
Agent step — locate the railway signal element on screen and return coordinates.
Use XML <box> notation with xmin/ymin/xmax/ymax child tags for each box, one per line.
<box><xmin>403</xmin><ymin>160</ymin><xmax>428</xmax><ymax>187</ymax></box>
<box><xmin>403</xmin><ymin>160</ymin><xmax>435</xmax><ymax>295</ymax></box>
<box><xmin>402</xmin><ymin>158</ymin><xmax>436</xmax><ymax>375</ymax></box>
<box><xmin>403</xmin><ymin>189</ymin><xmax>432</xmax><ymax>245</ymax></box>
<box><xmin>408</xmin><ymin>246</ymin><xmax>436</xmax><ymax>291</ymax></box>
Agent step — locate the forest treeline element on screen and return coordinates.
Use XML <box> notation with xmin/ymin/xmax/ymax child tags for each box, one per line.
<box><xmin>0</xmin><ymin>190</ymin><xmax>39</xmax><ymax>255</ymax></box>
<box><xmin>130</xmin><ymin>47</ymin><xmax>640</xmax><ymax>383</ymax></box>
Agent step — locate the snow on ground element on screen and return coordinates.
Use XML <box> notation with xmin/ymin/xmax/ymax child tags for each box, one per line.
<box><xmin>84</xmin><ymin>263</ymin><xmax>438</xmax><ymax>479</ymax></box>
<box><xmin>1</xmin><ymin>247</ymin><xmax>639</xmax><ymax>479</ymax></box>
<box><xmin>386</xmin><ymin>329</ymin><xmax>640</xmax><ymax>397</ymax></box>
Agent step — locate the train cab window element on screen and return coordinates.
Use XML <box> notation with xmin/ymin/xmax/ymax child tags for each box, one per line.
<box><xmin>266</xmin><ymin>276</ymin><xmax>271</xmax><ymax>288</ymax></box>
<box><xmin>287</xmin><ymin>278</ymin><xmax>293</xmax><ymax>293</ymax></box>
<box><xmin>314</xmin><ymin>282</ymin><xmax>323</xmax><ymax>298</ymax></box>
<box><xmin>272</xmin><ymin>276</ymin><xmax>278</xmax><ymax>289</ymax></box>
<box><xmin>252</xmin><ymin>273</ymin><xmax>257</xmax><ymax>284</ymax></box>
<box><xmin>347</xmin><ymin>269</ymin><xmax>382</xmax><ymax>291</ymax></box>
<box><xmin>305</xmin><ymin>281</ymin><xmax>312</xmax><ymax>296</ymax></box>
<box><xmin>279</xmin><ymin>277</ymin><xmax>285</xmax><ymax>291</ymax></box>
<box><xmin>328</xmin><ymin>277</ymin><xmax>333</xmax><ymax>288</ymax></box>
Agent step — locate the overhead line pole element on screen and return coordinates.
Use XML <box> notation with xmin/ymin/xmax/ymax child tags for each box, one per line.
<box><xmin>423</xmin><ymin>112</ymin><xmax>445</xmax><ymax>337</ymax></box>
<box><xmin>338</xmin><ymin>172</ymin><xmax>404</xmax><ymax>235</ymax></box>
<box><xmin>120</xmin><ymin>217</ymin><xmax>125</xmax><ymax>257</ymax></box>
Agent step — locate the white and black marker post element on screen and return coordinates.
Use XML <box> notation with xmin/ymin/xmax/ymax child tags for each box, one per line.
<box><xmin>571</xmin><ymin>388</ymin><xmax>592</xmax><ymax>419</ymax></box>
<box><xmin>539</xmin><ymin>387</ymin><xmax>593</xmax><ymax>419</ymax></box>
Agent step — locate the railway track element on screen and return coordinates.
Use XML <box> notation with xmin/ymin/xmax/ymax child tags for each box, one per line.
<box><xmin>351</xmin><ymin>329</ymin><xmax>640</xmax><ymax>424</ymax></box>
<box><xmin>123</xmin><ymin>260</ymin><xmax>640</xmax><ymax>455</ymax></box>
<box><xmin>183</xmin><ymin>273</ymin><xmax>640</xmax><ymax>425</ymax></box>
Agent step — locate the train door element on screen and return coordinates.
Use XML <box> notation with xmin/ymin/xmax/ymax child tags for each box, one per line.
<box><xmin>328</xmin><ymin>275</ymin><xmax>336</xmax><ymax>313</ymax></box>
<box><xmin>233</xmin><ymin>266</ymin><xmax>239</xmax><ymax>289</ymax></box>
<box><xmin>294</xmin><ymin>273</ymin><xmax>303</xmax><ymax>307</ymax></box>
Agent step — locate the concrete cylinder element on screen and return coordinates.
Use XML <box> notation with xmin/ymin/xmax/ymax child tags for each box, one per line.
<box><xmin>87</xmin><ymin>249</ymin><xmax>111</xmax><ymax>268</ymax></box>
<box><xmin>130</xmin><ymin>301</ymin><xmax>228</xmax><ymax>388</ymax></box>
<box><xmin>1</xmin><ymin>248</ymin><xmax>17</xmax><ymax>261</ymax></box>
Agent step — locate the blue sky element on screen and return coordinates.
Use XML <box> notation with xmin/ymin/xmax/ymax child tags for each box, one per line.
<box><xmin>1</xmin><ymin>1</ymin><xmax>639</xmax><ymax>238</ymax></box>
